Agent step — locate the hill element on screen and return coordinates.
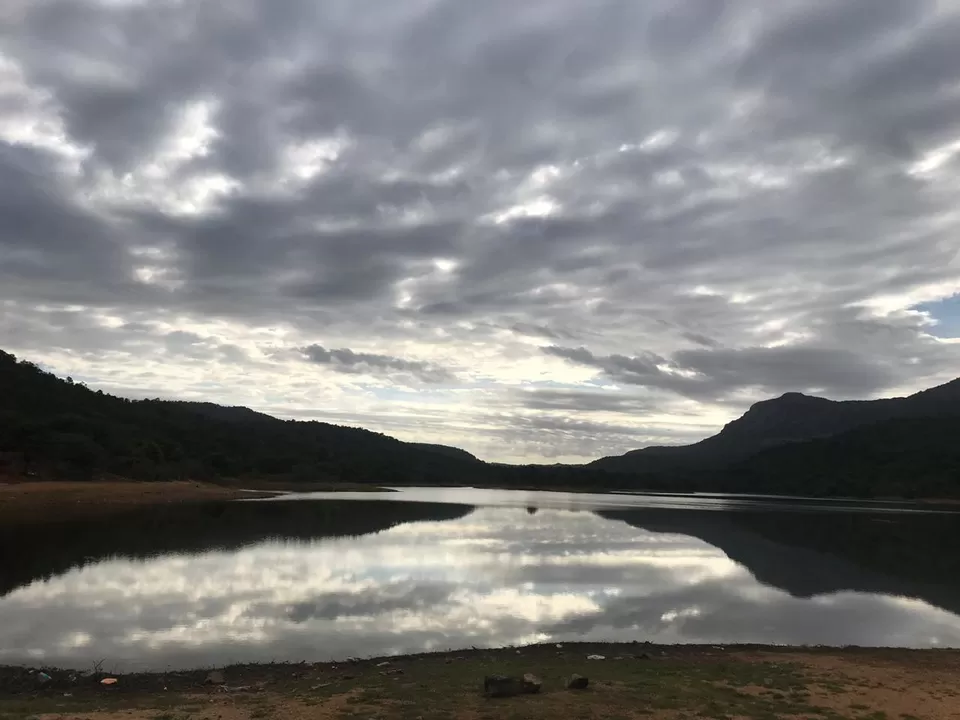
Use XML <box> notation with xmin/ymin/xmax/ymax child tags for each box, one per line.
<box><xmin>408</xmin><ymin>443</ymin><xmax>481</xmax><ymax>462</ymax></box>
<box><xmin>0</xmin><ymin>350</ymin><xmax>488</xmax><ymax>486</ymax></box>
<box><xmin>591</xmin><ymin>378</ymin><xmax>960</xmax><ymax>473</ymax></box>
<box><xmin>2</xmin><ymin>347</ymin><xmax>959</xmax><ymax>498</ymax></box>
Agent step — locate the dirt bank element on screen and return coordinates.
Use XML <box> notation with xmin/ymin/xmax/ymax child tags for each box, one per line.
<box><xmin>2</xmin><ymin>643</ymin><xmax>959</xmax><ymax>720</ymax></box>
<box><xmin>0</xmin><ymin>480</ymin><xmax>280</xmax><ymax>526</ymax></box>
<box><xmin>0</xmin><ymin>478</ymin><xmax>398</xmax><ymax>526</ymax></box>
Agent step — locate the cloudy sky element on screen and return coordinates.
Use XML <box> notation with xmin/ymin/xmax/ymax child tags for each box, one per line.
<box><xmin>2</xmin><ymin>0</ymin><xmax>960</xmax><ymax>463</ymax></box>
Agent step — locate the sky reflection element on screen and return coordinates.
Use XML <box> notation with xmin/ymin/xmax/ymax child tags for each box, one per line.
<box><xmin>2</xmin><ymin>500</ymin><xmax>960</xmax><ymax>671</ymax></box>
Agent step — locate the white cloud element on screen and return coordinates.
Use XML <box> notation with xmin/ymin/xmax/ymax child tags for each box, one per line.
<box><xmin>2</xmin><ymin>0</ymin><xmax>960</xmax><ymax>461</ymax></box>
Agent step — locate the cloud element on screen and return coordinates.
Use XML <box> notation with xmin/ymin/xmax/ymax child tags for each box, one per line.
<box><xmin>543</xmin><ymin>341</ymin><xmax>898</xmax><ymax>400</ymax></box>
<box><xmin>2</xmin><ymin>0</ymin><xmax>960</xmax><ymax>461</ymax></box>
<box><xmin>299</xmin><ymin>344</ymin><xmax>455</xmax><ymax>383</ymax></box>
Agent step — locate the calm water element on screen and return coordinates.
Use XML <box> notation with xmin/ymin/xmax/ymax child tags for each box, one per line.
<box><xmin>2</xmin><ymin>487</ymin><xmax>960</xmax><ymax>670</ymax></box>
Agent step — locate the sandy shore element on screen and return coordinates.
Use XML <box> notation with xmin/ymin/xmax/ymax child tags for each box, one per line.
<box><xmin>2</xmin><ymin>644</ymin><xmax>958</xmax><ymax>720</ymax></box>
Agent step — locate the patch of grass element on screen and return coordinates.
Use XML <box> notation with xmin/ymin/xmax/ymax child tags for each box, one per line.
<box><xmin>4</xmin><ymin>645</ymin><xmax>956</xmax><ymax>720</ymax></box>
<box><xmin>332</xmin><ymin>654</ymin><xmax>851</xmax><ymax>720</ymax></box>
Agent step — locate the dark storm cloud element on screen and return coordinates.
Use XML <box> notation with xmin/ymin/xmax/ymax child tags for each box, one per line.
<box><xmin>517</xmin><ymin>388</ymin><xmax>664</xmax><ymax>415</ymax></box>
<box><xmin>543</xmin><ymin>343</ymin><xmax>898</xmax><ymax>400</ymax></box>
<box><xmin>300</xmin><ymin>344</ymin><xmax>454</xmax><ymax>384</ymax></box>
<box><xmin>0</xmin><ymin>143</ymin><xmax>130</xmax><ymax>295</ymax></box>
<box><xmin>3</xmin><ymin>0</ymin><xmax>960</xmax><ymax>460</ymax></box>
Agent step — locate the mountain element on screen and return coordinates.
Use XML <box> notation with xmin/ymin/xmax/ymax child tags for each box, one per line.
<box><xmin>722</xmin><ymin>414</ymin><xmax>960</xmax><ymax>497</ymax></box>
<box><xmin>2</xmin><ymin>347</ymin><xmax>960</xmax><ymax>498</ymax></box>
<box><xmin>168</xmin><ymin>401</ymin><xmax>278</xmax><ymax>423</ymax></box>
<box><xmin>591</xmin><ymin>378</ymin><xmax>960</xmax><ymax>473</ymax></box>
<box><xmin>408</xmin><ymin>443</ymin><xmax>481</xmax><ymax>462</ymax></box>
<box><xmin>0</xmin><ymin>349</ymin><xmax>488</xmax><ymax>486</ymax></box>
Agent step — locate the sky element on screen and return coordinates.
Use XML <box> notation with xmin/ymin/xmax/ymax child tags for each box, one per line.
<box><xmin>2</xmin><ymin>0</ymin><xmax>960</xmax><ymax>464</ymax></box>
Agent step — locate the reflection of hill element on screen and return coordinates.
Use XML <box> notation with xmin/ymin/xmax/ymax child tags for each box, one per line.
<box><xmin>0</xmin><ymin>500</ymin><xmax>473</xmax><ymax>597</ymax></box>
<box><xmin>599</xmin><ymin>508</ymin><xmax>960</xmax><ymax>615</ymax></box>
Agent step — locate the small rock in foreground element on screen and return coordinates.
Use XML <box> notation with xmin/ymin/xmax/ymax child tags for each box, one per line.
<box><xmin>522</xmin><ymin>673</ymin><xmax>542</xmax><ymax>694</ymax></box>
<box><xmin>484</xmin><ymin>675</ymin><xmax>535</xmax><ymax>698</ymax></box>
<box><xmin>204</xmin><ymin>671</ymin><xmax>225</xmax><ymax>685</ymax></box>
<box><xmin>484</xmin><ymin>675</ymin><xmax>521</xmax><ymax>698</ymax></box>
<box><xmin>566</xmin><ymin>674</ymin><xmax>589</xmax><ymax>690</ymax></box>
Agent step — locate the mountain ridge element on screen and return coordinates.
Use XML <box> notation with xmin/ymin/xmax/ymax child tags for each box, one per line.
<box><xmin>590</xmin><ymin>377</ymin><xmax>960</xmax><ymax>472</ymax></box>
<box><xmin>2</xmin><ymin>347</ymin><xmax>959</xmax><ymax>498</ymax></box>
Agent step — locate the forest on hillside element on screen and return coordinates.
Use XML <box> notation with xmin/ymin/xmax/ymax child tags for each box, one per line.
<box><xmin>2</xmin><ymin>349</ymin><xmax>959</xmax><ymax>498</ymax></box>
<box><xmin>0</xmin><ymin>350</ymin><xmax>489</xmax><ymax>486</ymax></box>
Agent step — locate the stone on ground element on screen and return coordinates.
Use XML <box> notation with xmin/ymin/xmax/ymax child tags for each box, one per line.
<box><xmin>522</xmin><ymin>673</ymin><xmax>542</xmax><ymax>694</ymax></box>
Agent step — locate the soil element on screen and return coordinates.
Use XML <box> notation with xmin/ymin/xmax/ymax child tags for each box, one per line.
<box><xmin>0</xmin><ymin>479</ymin><xmax>391</xmax><ymax>526</ymax></box>
<box><xmin>2</xmin><ymin>643</ymin><xmax>959</xmax><ymax>720</ymax></box>
<box><xmin>0</xmin><ymin>480</ymin><xmax>277</xmax><ymax>526</ymax></box>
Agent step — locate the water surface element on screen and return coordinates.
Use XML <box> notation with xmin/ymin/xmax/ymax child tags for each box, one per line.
<box><xmin>2</xmin><ymin>488</ymin><xmax>959</xmax><ymax>670</ymax></box>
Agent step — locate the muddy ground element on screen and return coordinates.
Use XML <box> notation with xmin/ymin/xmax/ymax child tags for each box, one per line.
<box><xmin>2</xmin><ymin>643</ymin><xmax>959</xmax><ymax>720</ymax></box>
<box><xmin>0</xmin><ymin>479</ymin><xmax>392</xmax><ymax>526</ymax></box>
<box><xmin>0</xmin><ymin>480</ymin><xmax>278</xmax><ymax>525</ymax></box>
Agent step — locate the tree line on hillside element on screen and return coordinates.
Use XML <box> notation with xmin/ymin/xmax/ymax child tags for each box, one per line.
<box><xmin>2</xmin><ymin>349</ymin><xmax>959</xmax><ymax>498</ymax></box>
<box><xmin>0</xmin><ymin>350</ymin><xmax>489</xmax><ymax>485</ymax></box>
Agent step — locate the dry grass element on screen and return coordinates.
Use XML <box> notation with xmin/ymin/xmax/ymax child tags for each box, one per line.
<box><xmin>3</xmin><ymin>645</ymin><xmax>960</xmax><ymax>720</ymax></box>
<box><xmin>0</xmin><ymin>480</ymin><xmax>276</xmax><ymax>525</ymax></box>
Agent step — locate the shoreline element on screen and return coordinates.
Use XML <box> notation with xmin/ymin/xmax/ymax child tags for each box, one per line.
<box><xmin>4</xmin><ymin>643</ymin><xmax>960</xmax><ymax>720</ymax></box>
<box><xmin>3</xmin><ymin>478</ymin><xmax>955</xmax><ymax>528</ymax></box>
<box><xmin>0</xmin><ymin>478</ymin><xmax>394</xmax><ymax>526</ymax></box>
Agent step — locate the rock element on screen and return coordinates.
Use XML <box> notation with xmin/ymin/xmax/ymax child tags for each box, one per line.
<box><xmin>586</xmin><ymin>654</ymin><xmax>605</xmax><ymax>660</ymax></box>
<box><xmin>483</xmin><ymin>675</ymin><xmax>525</xmax><ymax>698</ymax></box>
<box><xmin>566</xmin><ymin>674</ymin><xmax>589</xmax><ymax>690</ymax></box>
<box><xmin>205</xmin><ymin>671</ymin><xmax>225</xmax><ymax>685</ymax></box>
<box><xmin>522</xmin><ymin>673</ymin><xmax>542</xmax><ymax>694</ymax></box>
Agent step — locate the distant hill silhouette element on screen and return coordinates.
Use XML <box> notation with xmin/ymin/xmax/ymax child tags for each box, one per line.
<box><xmin>591</xmin><ymin>378</ymin><xmax>960</xmax><ymax>474</ymax></box>
<box><xmin>0</xmin><ymin>349</ymin><xmax>489</xmax><ymax>487</ymax></box>
<box><xmin>408</xmin><ymin>443</ymin><xmax>481</xmax><ymax>462</ymax></box>
<box><xmin>2</xmin><ymin>347</ymin><xmax>959</xmax><ymax>498</ymax></box>
<box><xmin>170</xmin><ymin>401</ymin><xmax>278</xmax><ymax>423</ymax></box>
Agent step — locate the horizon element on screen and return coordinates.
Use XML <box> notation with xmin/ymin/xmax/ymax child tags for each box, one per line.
<box><xmin>10</xmin><ymin>347</ymin><xmax>959</xmax><ymax>466</ymax></box>
<box><xmin>3</xmin><ymin>1</ymin><xmax>960</xmax><ymax>464</ymax></box>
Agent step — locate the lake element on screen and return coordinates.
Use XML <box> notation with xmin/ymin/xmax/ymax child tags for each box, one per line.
<box><xmin>2</xmin><ymin>487</ymin><xmax>960</xmax><ymax>671</ymax></box>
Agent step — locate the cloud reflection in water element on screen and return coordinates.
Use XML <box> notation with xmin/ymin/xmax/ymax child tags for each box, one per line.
<box><xmin>2</xmin><ymin>506</ymin><xmax>959</xmax><ymax>670</ymax></box>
